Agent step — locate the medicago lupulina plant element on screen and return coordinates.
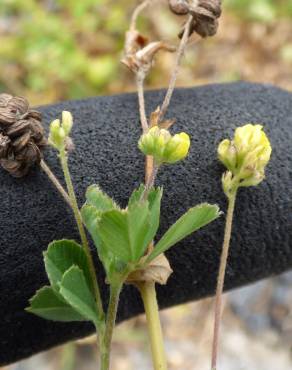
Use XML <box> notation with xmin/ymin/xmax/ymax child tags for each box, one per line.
<box><xmin>0</xmin><ymin>1</ymin><xmax>272</xmax><ymax>370</ymax></box>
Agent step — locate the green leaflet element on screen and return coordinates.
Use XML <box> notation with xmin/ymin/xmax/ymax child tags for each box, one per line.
<box><xmin>59</xmin><ymin>266</ymin><xmax>100</xmax><ymax>324</ymax></box>
<box><xmin>26</xmin><ymin>286</ymin><xmax>86</xmax><ymax>322</ymax></box>
<box><xmin>81</xmin><ymin>204</ymin><xmax>119</xmax><ymax>278</ymax></box>
<box><xmin>147</xmin><ymin>203</ymin><xmax>221</xmax><ymax>262</ymax></box>
<box><xmin>85</xmin><ymin>184</ymin><xmax>118</xmax><ymax>212</ymax></box>
<box><xmin>44</xmin><ymin>239</ymin><xmax>93</xmax><ymax>293</ymax></box>
<box><xmin>128</xmin><ymin>185</ymin><xmax>163</xmax><ymax>246</ymax></box>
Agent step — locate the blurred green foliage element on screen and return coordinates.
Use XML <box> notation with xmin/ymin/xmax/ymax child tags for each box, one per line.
<box><xmin>0</xmin><ymin>0</ymin><xmax>291</xmax><ymax>104</ymax></box>
<box><xmin>0</xmin><ymin>0</ymin><xmax>129</xmax><ymax>102</ymax></box>
<box><xmin>225</xmin><ymin>0</ymin><xmax>292</xmax><ymax>22</ymax></box>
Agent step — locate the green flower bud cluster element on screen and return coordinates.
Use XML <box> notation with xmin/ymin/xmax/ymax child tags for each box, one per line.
<box><xmin>138</xmin><ymin>126</ymin><xmax>190</xmax><ymax>165</ymax></box>
<box><xmin>218</xmin><ymin>124</ymin><xmax>272</xmax><ymax>197</ymax></box>
<box><xmin>48</xmin><ymin>111</ymin><xmax>73</xmax><ymax>151</ymax></box>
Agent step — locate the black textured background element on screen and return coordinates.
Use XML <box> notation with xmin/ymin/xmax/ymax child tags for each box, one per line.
<box><xmin>0</xmin><ymin>82</ymin><xmax>291</xmax><ymax>365</ymax></box>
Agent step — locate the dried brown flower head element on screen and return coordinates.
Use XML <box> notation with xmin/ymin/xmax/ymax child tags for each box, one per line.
<box><xmin>169</xmin><ymin>0</ymin><xmax>222</xmax><ymax>38</ymax></box>
<box><xmin>0</xmin><ymin>94</ymin><xmax>46</xmax><ymax>177</ymax></box>
<box><xmin>168</xmin><ymin>0</ymin><xmax>189</xmax><ymax>15</ymax></box>
<box><xmin>122</xmin><ymin>30</ymin><xmax>176</xmax><ymax>76</ymax></box>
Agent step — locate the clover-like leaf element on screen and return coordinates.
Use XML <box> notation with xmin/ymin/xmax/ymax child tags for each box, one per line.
<box><xmin>44</xmin><ymin>239</ymin><xmax>93</xmax><ymax>293</ymax></box>
<box><xmin>85</xmin><ymin>184</ymin><xmax>118</xmax><ymax>212</ymax></box>
<box><xmin>26</xmin><ymin>286</ymin><xmax>86</xmax><ymax>322</ymax></box>
<box><xmin>147</xmin><ymin>204</ymin><xmax>220</xmax><ymax>262</ymax></box>
<box><xmin>97</xmin><ymin>204</ymin><xmax>149</xmax><ymax>263</ymax></box>
<box><xmin>59</xmin><ymin>266</ymin><xmax>99</xmax><ymax>324</ymax></box>
<box><xmin>82</xmin><ymin>185</ymin><xmax>163</xmax><ymax>277</ymax></box>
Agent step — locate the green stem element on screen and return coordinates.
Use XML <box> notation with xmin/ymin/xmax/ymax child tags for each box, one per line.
<box><xmin>59</xmin><ymin>149</ymin><xmax>104</xmax><ymax>319</ymax></box>
<box><xmin>211</xmin><ymin>191</ymin><xmax>237</xmax><ymax>370</ymax></box>
<box><xmin>100</xmin><ymin>283</ymin><xmax>122</xmax><ymax>370</ymax></box>
<box><xmin>138</xmin><ymin>282</ymin><xmax>167</xmax><ymax>370</ymax></box>
<box><xmin>40</xmin><ymin>159</ymin><xmax>71</xmax><ymax>206</ymax></box>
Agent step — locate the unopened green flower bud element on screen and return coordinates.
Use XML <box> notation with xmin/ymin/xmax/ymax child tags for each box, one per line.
<box><xmin>48</xmin><ymin>119</ymin><xmax>65</xmax><ymax>150</ymax></box>
<box><xmin>217</xmin><ymin>139</ymin><xmax>237</xmax><ymax>171</ymax></box>
<box><xmin>62</xmin><ymin>111</ymin><xmax>73</xmax><ymax>135</ymax></box>
<box><xmin>48</xmin><ymin>111</ymin><xmax>74</xmax><ymax>151</ymax></box>
<box><xmin>221</xmin><ymin>171</ymin><xmax>234</xmax><ymax>197</ymax></box>
<box><xmin>138</xmin><ymin>126</ymin><xmax>190</xmax><ymax>164</ymax></box>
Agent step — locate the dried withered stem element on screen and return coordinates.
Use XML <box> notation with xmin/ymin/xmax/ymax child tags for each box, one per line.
<box><xmin>136</xmin><ymin>73</ymin><xmax>149</xmax><ymax>133</ymax></box>
<box><xmin>130</xmin><ymin>0</ymin><xmax>153</xmax><ymax>31</ymax></box>
<box><xmin>0</xmin><ymin>93</ymin><xmax>46</xmax><ymax>177</ymax></box>
<box><xmin>123</xmin><ymin>2</ymin><xmax>176</xmax><ymax>133</ymax></box>
<box><xmin>129</xmin><ymin>0</ymin><xmax>153</xmax><ymax>132</ymax></box>
<box><xmin>158</xmin><ymin>15</ymin><xmax>194</xmax><ymax>122</ymax></box>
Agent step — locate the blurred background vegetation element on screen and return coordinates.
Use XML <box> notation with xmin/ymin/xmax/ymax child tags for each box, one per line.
<box><xmin>0</xmin><ymin>0</ymin><xmax>292</xmax><ymax>105</ymax></box>
<box><xmin>1</xmin><ymin>1</ymin><xmax>292</xmax><ymax>369</ymax></box>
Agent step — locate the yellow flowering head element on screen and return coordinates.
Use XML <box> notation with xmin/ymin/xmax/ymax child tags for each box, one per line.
<box><xmin>218</xmin><ymin>124</ymin><xmax>272</xmax><ymax>195</ymax></box>
<box><xmin>48</xmin><ymin>111</ymin><xmax>74</xmax><ymax>151</ymax></box>
<box><xmin>234</xmin><ymin>124</ymin><xmax>271</xmax><ymax>168</ymax></box>
<box><xmin>164</xmin><ymin>132</ymin><xmax>190</xmax><ymax>163</ymax></box>
<box><xmin>138</xmin><ymin>126</ymin><xmax>190</xmax><ymax>164</ymax></box>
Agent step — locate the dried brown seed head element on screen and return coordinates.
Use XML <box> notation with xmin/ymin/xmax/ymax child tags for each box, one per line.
<box><xmin>0</xmin><ymin>93</ymin><xmax>46</xmax><ymax>177</ymax></box>
<box><xmin>0</xmin><ymin>133</ymin><xmax>11</xmax><ymax>158</ymax></box>
<box><xmin>171</xmin><ymin>0</ymin><xmax>222</xmax><ymax>38</ymax></box>
<box><xmin>0</xmin><ymin>94</ymin><xmax>29</xmax><ymax>124</ymax></box>
<box><xmin>189</xmin><ymin>0</ymin><xmax>221</xmax><ymax>37</ymax></box>
<box><xmin>168</xmin><ymin>0</ymin><xmax>190</xmax><ymax>15</ymax></box>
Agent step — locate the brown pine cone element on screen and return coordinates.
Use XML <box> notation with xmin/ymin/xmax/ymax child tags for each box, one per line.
<box><xmin>0</xmin><ymin>94</ymin><xmax>47</xmax><ymax>177</ymax></box>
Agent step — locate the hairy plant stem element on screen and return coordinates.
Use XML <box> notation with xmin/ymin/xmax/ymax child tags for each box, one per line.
<box><xmin>40</xmin><ymin>159</ymin><xmax>71</xmax><ymax>206</ymax></box>
<box><xmin>211</xmin><ymin>190</ymin><xmax>237</xmax><ymax>370</ymax></box>
<box><xmin>100</xmin><ymin>283</ymin><xmax>122</xmax><ymax>370</ymax></box>
<box><xmin>138</xmin><ymin>282</ymin><xmax>167</xmax><ymax>370</ymax></box>
<box><xmin>59</xmin><ymin>149</ymin><xmax>104</xmax><ymax>320</ymax></box>
<box><xmin>158</xmin><ymin>15</ymin><xmax>193</xmax><ymax>122</ymax></box>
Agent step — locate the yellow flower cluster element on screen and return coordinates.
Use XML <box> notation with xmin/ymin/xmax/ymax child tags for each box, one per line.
<box><xmin>218</xmin><ymin>124</ymin><xmax>272</xmax><ymax>196</ymax></box>
<box><xmin>138</xmin><ymin>126</ymin><xmax>190</xmax><ymax>165</ymax></box>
